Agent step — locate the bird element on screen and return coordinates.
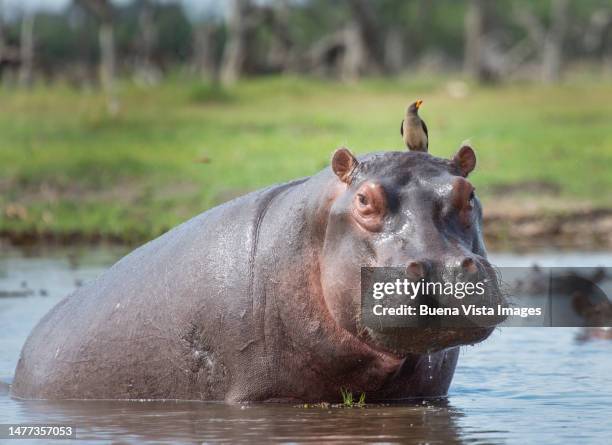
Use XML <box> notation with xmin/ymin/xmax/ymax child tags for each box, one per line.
<box><xmin>400</xmin><ymin>99</ymin><xmax>428</xmax><ymax>152</ymax></box>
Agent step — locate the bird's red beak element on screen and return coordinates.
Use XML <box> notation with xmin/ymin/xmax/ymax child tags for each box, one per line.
<box><xmin>415</xmin><ymin>99</ymin><xmax>423</xmax><ymax>109</ymax></box>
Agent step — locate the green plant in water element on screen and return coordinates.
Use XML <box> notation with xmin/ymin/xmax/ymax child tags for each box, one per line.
<box><xmin>340</xmin><ymin>388</ymin><xmax>366</xmax><ymax>407</ymax></box>
<box><xmin>340</xmin><ymin>387</ymin><xmax>353</xmax><ymax>407</ymax></box>
<box><xmin>357</xmin><ymin>392</ymin><xmax>366</xmax><ymax>408</ymax></box>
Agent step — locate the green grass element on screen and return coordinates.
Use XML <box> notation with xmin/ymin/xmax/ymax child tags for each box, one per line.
<box><xmin>1</xmin><ymin>74</ymin><xmax>611</xmax><ymax>242</ymax></box>
<box><xmin>340</xmin><ymin>387</ymin><xmax>366</xmax><ymax>408</ymax></box>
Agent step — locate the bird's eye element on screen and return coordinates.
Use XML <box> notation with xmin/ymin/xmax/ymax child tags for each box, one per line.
<box><xmin>357</xmin><ymin>193</ymin><xmax>368</xmax><ymax>206</ymax></box>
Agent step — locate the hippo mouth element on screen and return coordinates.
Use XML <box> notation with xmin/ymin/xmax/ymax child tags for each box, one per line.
<box><xmin>357</xmin><ymin>266</ymin><xmax>507</xmax><ymax>356</ymax></box>
<box><xmin>360</xmin><ymin>325</ymin><xmax>496</xmax><ymax>357</ymax></box>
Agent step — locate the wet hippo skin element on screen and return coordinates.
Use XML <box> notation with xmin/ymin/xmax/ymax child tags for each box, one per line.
<box><xmin>12</xmin><ymin>147</ymin><xmax>504</xmax><ymax>403</ymax></box>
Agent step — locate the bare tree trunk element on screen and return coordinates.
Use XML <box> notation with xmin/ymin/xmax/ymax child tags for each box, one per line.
<box><xmin>588</xmin><ymin>10</ymin><xmax>612</xmax><ymax>74</ymax></box>
<box><xmin>0</xmin><ymin>0</ymin><xmax>5</xmax><ymax>66</ymax></box>
<box><xmin>138</xmin><ymin>1</ymin><xmax>155</xmax><ymax>68</ymax></box>
<box><xmin>541</xmin><ymin>0</ymin><xmax>569</xmax><ymax>83</ymax></box>
<box><xmin>583</xmin><ymin>9</ymin><xmax>612</xmax><ymax>54</ymax></box>
<box><xmin>194</xmin><ymin>22</ymin><xmax>218</xmax><ymax>81</ymax></box>
<box><xmin>345</xmin><ymin>0</ymin><xmax>385</xmax><ymax>76</ymax></box>
<box><xmin>18</xmin><ymin>12</ymin><xmax>35</xmax><ymax>88</ymax></box>
<box><xmin>384</xmin><ymin>28</ymin><xmax>404</xmax><ymax>74</ymax></box>
<box><xmin>75</xmin><ymin>0</ymin><xmax>118</xmax><ymax>113</ymax></box>
<box><xmin>0</xmin><ymin>1</ymin><xmax>21</xmax><ymax>84</ymax></box>
<box><xmin>99</xmin><ymin>21</ymin><xmax>118</xmax><ymax>114</ymax></box>
<box><xmin>583</xmin><ymin>7</ymin><xmax>612</xmax><ymax>75</ymax></box>
<box><xmin>220</xmin><ymin>0</ymin><xmax>250</xmax><ymax>86</ymax></box>
<box><xmin>135</xmin><ymin>0</ymin><xmax>160</xmax><ymax>85</ymax></box>
<box><xmin>341</xmin><ymin>24</ymin><xmax>366</xmax><ymax>81</ymax></box>
<box><xmin>464</xmin><ymin>0</ymin><xmax>486</xmax><ymax>81</ymax></box>
<box><xmin>514</xmin><ymin>0</ymin><xmax>570</xmax><ymax>83</ymax></box>
<box><xmin>266</xmin><ymin>0</ymin><xmax>293</xmax><ymax>72</ymax></box>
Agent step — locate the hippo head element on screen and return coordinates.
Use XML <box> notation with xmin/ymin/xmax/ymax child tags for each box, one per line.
<box><xmin>320</xmin><ymin>146</ymin><xmax>505</xmax><ymax>356</ymax></box>
<box><xmin>573</xmin><ymin>292</ymin><xmax>612</xmax><ymax>328</ymax></box>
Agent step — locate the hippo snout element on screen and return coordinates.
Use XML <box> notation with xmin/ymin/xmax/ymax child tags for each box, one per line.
<box><xmin>361</xmin><ymin>255</ymin><xmax>506</xmax><ymax>356</ymax></box>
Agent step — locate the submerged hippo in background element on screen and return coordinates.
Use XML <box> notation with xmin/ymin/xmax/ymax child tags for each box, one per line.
<box><xmin>573</xmin><ymin>292</ymin><xmax>612</xmax><ymax>342</ymax></box>
<box><xmin>12</xmin><ymin>145</ymin><xmax>504</xmax><ymax>403</ymax></box>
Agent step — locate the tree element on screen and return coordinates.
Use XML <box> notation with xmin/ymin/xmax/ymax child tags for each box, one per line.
<box><xmin>583</xmin><ymin>7</ymin><xmax>612</xmax><ymax>73</ymax></box>
<box><xmin>0</xmin><ymin>1</ymin><xmax>22</xmax><ymax>81</ymax></box>
<box><xmin>542</xmin><ymin>0</ymin><xmax>570</xmax><ymax>83</ymax></box>
<box><xmin>193</xmin><ymin>20</ymin><xmax>219</xmax><ymax>81</ymax></box>
<box><xmin>18</xmin><ymin>12</ymin><xmax>35</xmax><ymax>87</ymax></box>
<box><xmin>75</xmin><ymin>0</ymin><xmax>118</xmax><ymax>113</ymax></box>
<box><xmin>463</xmin><ymin>0</ymin><xmax>486</xmax><ymax>81</ymax></box>
<box><xmin>514</xmin><ymin>0</ymin><xmax>570</xmax><ymax>83</ymax></box>
<box><xmin>344</xmin><ymin>0</ymin><xmax>385</xmax><ymax>77</ymax></box>
<box><xmin>264</xmin><ymin>0</ymin><xmax>293</xmax><ymax>73</ymax></box>
<box><xmin>220</xmin><ymin>0</ymin><xmax>251</xmax><ymax>85</ymax></box>
<box><xmin>133</xmin><ymin>0</ymin><xmax>160</xmax><ymax>85</ymax></box>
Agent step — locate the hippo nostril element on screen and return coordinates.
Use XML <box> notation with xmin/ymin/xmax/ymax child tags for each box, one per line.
<box><xmin>407</xmin><ymin>261</ymin><xmax>426</xmax><ymax>280</ymax></box>
<box><xmin>461</xmin><ymin>257</ymin><xmax>478</xmax><ymax>274</ymax></box>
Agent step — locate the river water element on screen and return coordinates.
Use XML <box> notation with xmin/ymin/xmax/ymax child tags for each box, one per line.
<box><xmin>1</xmin><ymin>247</ymin><xmax>611</xmax><ymax>444</ymax></box>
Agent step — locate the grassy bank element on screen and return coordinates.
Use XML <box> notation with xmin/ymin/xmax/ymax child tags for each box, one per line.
<box><xmin>1</xmin><ymin>75</ymin><xmax>612</xmax><ymax>246</ymax></box>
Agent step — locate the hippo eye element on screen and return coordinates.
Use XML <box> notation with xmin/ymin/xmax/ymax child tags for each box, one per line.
<box><xmin>357</xmin><ymin>193</ymin><xmax>368</xmax><ymax>206</ymax></box>
<box><xmin>469</xmin><ymin>190</ymin><xmax>475</xmax><ymax>205</ymax></box>
<box><xmin>352</xmin><ymin>183</ymin><xmax>386</xmax><ymax>232</ymax></box>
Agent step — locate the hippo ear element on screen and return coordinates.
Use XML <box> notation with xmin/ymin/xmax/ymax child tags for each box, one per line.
<box><xmin>331</xmin><ymin>147</ymin><xmax>359</xmax><ymax>184</ymax></box>
<box><xmin>452</xmin><ymin>145</ymin><xmax>476</xmax><ymax>177</ymax></box>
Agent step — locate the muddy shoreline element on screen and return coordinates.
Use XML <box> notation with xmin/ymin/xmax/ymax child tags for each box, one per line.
<box><xmin>2</xmin><ymin>206</ymin><xmax>612</xmax><ymax>252</ymax></box>
<box><xmin>484</xmin><ymin>206</ymin><xmax>612</xmax><ymax>251</ymax></box>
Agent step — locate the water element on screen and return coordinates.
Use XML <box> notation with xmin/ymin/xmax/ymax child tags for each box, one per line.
<box><xmin>1</xmin><ymin>248</ymin><xmax>611</xmax><ymax>444</ymax></box>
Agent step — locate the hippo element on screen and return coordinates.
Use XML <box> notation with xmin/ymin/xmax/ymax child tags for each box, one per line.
<box><xmin>573</xmin><ymin>291</ymin><xmax>612</xmax><ymax>342</ymax></box>
<box><xmin>12</xmin><ymin>145</ymin><xmax>504</xmax><ymax>403</ymax></box>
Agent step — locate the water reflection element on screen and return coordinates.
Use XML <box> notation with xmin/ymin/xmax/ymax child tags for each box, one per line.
<box><xmin>10</xmin><ymin>398</ymin><xmax>472</xmax><ymax>444</ymax></box>
<box><xmin>1</xmin><ymin>248</ymin><xmax>611</xmax><ymax>443</ymax></box>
